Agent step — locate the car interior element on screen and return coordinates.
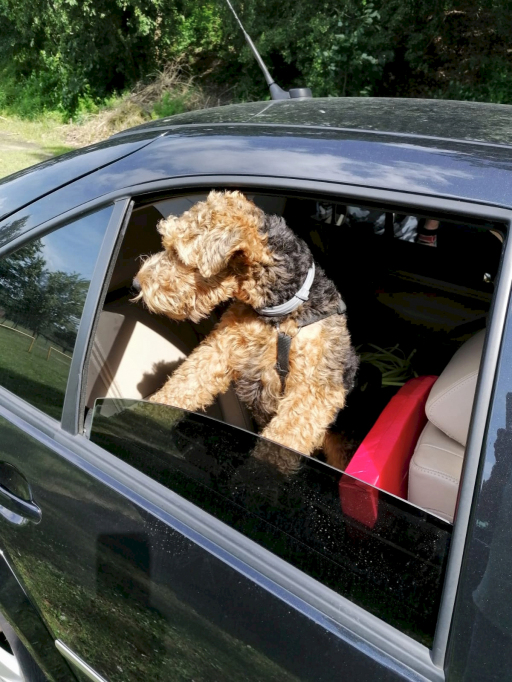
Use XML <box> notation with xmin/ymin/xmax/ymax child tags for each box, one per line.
<box><xmin>85</xmin><ymin>191</ymin><xmax>504</xmax><ymax>526</ymax></box>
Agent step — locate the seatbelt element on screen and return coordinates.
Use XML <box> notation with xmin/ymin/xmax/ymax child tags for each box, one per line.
<box><xmin>276</xmin><ymin>332</ymin><xmax>292</xmax><ymax>388</ymax></box>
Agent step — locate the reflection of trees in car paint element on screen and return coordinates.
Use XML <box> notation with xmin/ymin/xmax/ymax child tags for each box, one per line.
<box><xmin>0</xmin><ymin>216</ymin><xmax>29</xmax><ymax>249</ymax></box>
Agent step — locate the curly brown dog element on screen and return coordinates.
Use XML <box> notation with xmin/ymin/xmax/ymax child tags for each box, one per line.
<box><xmin>133</xmin><ymin>190</ymin><xmax>359</xmax><ymax>473</ymax></box>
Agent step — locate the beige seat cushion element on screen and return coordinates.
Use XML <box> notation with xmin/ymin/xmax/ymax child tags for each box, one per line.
<box><xmin>408</xmin><ymin>329</ymin><xmax>485</xmax><ymax>522</ymax></box>
<box><xmin>425</xmin><ymin>329</ymin><xmax>485</xmax><ymax>447</ymax></box>
<box><xmin>408</xmin><ymin>422</ymin><xmax>464</xmax><ymax>522</ymax></box>
<box><xmin>86</xmin><ymin>310</ymin><xmax>187</xmax><ymax>405</ymax></box>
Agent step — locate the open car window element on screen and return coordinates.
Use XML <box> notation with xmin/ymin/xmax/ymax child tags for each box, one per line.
<box><xmin>82</xmin><ymin>189</ymin><xmax>507</xmax><ymax>656</ymax></box>
<box><xmin>88</xmin><ymin>398</ymin><xmax>452</xmax><ymax>647</ymax></box>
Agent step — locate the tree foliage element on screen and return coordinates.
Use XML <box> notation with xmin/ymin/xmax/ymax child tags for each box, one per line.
<box><xmin>1</xmin><ymin>0</ymin><xmax>512</xmax><ymax>115</ymax></box>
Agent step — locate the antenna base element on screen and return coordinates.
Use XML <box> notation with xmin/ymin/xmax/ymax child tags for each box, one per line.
<box><xmin>269</xmin><ymin>83</ymin><xmax>290</xmax><ymax>100</ymax></box>
<box><xmin>289</xmin><ymin>87</ymin><xmax>313</xmax><ymax>99</ymax></box>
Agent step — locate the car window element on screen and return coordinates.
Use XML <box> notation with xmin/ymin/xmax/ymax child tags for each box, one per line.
<box><xmin>0</xmin><ymin>206</ymin><xmax>113</xmax><ymax>419</ymax></box>
<box><xmin>88</xmin><ymin>398</ymin><xmax>452</xmax><ymax>647</ymax></box>
<box><xmin>84</xmin><ymin>190</ymin><xmax>504</xmax><ymax>649</ymax></box>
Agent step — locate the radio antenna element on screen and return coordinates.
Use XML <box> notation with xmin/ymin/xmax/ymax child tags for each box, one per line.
<box><xmin>224</xmin><ymin>0</ymin><xmax>312</xmax><ymax>101</ymax></box>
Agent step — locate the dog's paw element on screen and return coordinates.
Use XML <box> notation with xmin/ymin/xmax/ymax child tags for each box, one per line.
<box><xmin>322</xmin><ymin>431</ymin><xmax>357</xmax><ymax>471</ymax></box>
<box><xmin>252</xmin><ymin>438</ymin><xmax>303</xmax><ymax>476</ymax></box>
<box><xmin>148</xmin><ymin>390</ymin><xmax>172</xmax><ymax>405</ymax></box>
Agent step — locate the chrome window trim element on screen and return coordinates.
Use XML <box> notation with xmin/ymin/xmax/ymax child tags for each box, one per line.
<box><xmin>61</xmin><ymin>198</ymin><xmax>131</xmax><ymax>433</ymax></box>
<box><xmin>55</xmin><ymin>640</ymin><xmax>108</xmax><ymax>682</ymax></box>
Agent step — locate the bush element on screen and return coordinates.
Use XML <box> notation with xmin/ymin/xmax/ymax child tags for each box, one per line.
<box><xmin>152</xmin><ymin>93</ymin><xmax>189</xmax><ymax>118</ymax></box>
<box><xmin>1</xmin><ymin>0</ymin><xmax>512</xmax><ymax>120</ymax></box>
<box><xmin>65</xmin><ymin>63</ymin><xmax>213</xmax><ymax>145</ymax></box>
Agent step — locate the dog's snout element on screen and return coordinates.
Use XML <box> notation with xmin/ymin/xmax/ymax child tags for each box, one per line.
<box><xmin>132</xmin><ymin>276</ymin><xmax>142</xmax><ymax>293</ymax></box>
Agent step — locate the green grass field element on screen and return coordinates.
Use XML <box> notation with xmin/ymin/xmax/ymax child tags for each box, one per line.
<box><xmin>0</xmin><ymin>115</ymin><xmax>74</xmax><ymax>178</ymax></box>
<box><xmin>0</xmin><ymin>322</ymin><xmax>71</xmax><ymax>419</ymax></box>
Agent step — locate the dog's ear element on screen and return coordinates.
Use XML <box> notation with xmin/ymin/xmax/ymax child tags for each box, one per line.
<box><xmin>158</xmin><ymin>191</ymin><xmax>270</xmax><ymax>278</ymax></box>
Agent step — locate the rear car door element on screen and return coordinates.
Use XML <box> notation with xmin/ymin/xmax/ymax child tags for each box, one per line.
<box><xmin>0</xmin><ymin>185</ymin><xmax>497</xmax><ymax>682</ymax></box>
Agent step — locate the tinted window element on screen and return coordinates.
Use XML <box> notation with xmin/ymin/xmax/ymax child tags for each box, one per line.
<box><xmin>89</xmin><ymin>399</ymin><xmax>452</xmax><ymax>646</ymax></box>
<box><xmin>0</xmin><ymin>207</ymin><xmax>112</xmax><ymax>419</ymax></box>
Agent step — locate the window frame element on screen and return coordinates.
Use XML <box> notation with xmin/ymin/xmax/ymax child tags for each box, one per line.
<box><xmin>0</xmin><ymin>199</ymin><xmax>125</xmax><ymax>427</ymax></box>
<box><xmin>0</xmin><ymin>176</ymin><xmax>511</xmax><ymax>680</ymax></box>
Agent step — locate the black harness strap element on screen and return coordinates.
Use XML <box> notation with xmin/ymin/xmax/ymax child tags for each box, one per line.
<box><xmin>275</xmin><ymin>300</ymin><xmax>347</xmax><ymax>393</ymax></box>
<box><xmin>276</xmin><ymin>332</ymin><xmax>292</xmax><ymax>392</ymax></box>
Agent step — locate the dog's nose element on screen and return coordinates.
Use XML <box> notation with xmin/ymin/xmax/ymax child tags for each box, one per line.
<box><xmin>132</xmin><ymin>276</ymin><xmax>142</xmax><ymax>293</ymax></box>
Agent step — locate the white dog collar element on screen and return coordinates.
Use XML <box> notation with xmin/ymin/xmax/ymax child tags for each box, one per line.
<box><xmin>257</xmin><ymin>263</ymin><xmax>315</xmax><ymax>317</ymax></box>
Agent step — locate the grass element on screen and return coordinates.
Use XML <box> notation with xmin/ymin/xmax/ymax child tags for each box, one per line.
<box><xmin>0</xmin><ymin>113</ymin><xmax>75</xmax><ymax>178</ymax></box>
<box><xmin>358</xmin><ymin>343</ymin><xmax>418</xmax><ymax>387</ymax></box>
<box><xmin>0</xmin><ymin>322</ymin><xmax>71</xmax><ymax>419</ymax></box>
<box><xmin>65</xmin><ymin>63</ymin><xmax>217</xmax><ymax>146</ymax></box>
<box><xmin>0</xmin><ymin>62</ymin><xmax>222</xmax><ymax>177</ymax></box>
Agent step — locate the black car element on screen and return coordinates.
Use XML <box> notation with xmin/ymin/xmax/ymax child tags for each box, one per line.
<box><xmin>0</xmin><ymin>97</ymin><xmax>511</xmax><ymax>682</ymax></box>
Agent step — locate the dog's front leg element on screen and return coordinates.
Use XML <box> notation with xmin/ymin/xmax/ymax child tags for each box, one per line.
<box><xmin>149</xmin><ymin>326</ymin><xmax>235</xmax><ymax>413</ymax></box>
<box><xmin>261</xmin><ymin>385</ymin><xmax>345</xmax><ymax>454</ymax></box>
<box><xmin>256</xmin><ymin>384</ymin><xmax>345</xmax><ymax>474</ymax></box>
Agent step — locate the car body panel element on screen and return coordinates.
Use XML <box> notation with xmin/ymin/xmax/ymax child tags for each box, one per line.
<box><xmin>0</xmin><ymin>98</ymin><xmax>512</xmax><ymax>681</ymax></box>
<box><xmin>2</xmin><ymin>125</ymin><xmax>512</xmax><ymax>248</ymax></box>
<box><xmin>115</xmin><ymin>97</ymin><xmax>512</xmax><ymax>148</ymax></box>
<box><xmin>0</xmin><ymin>409</ymin><xmax>415</xmax><ymax>682</ymax></box>
<box><xmin>0</xmin><ymin>549</ymin><xmax>74</xmax><ymax>682</ymax></box>
<box><xmin>0</xmin><ymin>132</ymin><xmax>160</xmax><ymax>228</ymax></box>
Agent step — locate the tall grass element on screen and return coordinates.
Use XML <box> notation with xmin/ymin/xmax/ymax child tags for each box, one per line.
<box><xmin>65</xmin><ymin>63</ymin><xmax>219</xmax><ymax>146</ymax></box>
<box><xmin>0</xmin><ymin>62</ymin><xmax>220</xmax><ymax>175</ymax></box>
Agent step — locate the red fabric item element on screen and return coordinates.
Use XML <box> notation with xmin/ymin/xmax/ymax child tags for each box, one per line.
<box><xmin>339</xmin><ymin>375</ymin><xmax>437</xmax><ymax>528</ymax></box>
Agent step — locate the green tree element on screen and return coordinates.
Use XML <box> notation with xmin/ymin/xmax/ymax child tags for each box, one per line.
<box><xmin>0</xmin><ymin>241</ymin><xmax>46</xmax><ymax>326</ymax></box>
<box><xmin>2</xmin><ymin>0</ymin><xmax>512</xmax><ymax>115</ymax></box>
<box><xmin>0</xmin><ymin>241</ymin><xmax>88</xmax><ymax>350</ymax></box>
<box><xmin>42</xmin><ymin>271</ymin><xmax>89</xmax><ymax>351</ymax></box>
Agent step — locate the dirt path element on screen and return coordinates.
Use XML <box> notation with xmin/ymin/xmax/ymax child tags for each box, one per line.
<box><xmin>0</xmin><ymin>131</ymin><xmax>52</xmax><ymax>156</ymax></box>
<box><xmin>0</xmin><ymin>130</ymin><xmax>56</xmax><ymax>178</ymax></box>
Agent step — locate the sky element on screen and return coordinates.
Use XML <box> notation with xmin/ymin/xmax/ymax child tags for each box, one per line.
<box><xmin>40</xmin><ymin>205</ymin><xmax>112</xmax><ymax>279</ymax></box>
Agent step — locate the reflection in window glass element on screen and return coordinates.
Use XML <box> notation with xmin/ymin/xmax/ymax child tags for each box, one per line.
<box><xmin>0</xmin><ymin>207</ymin><xmax>112</xmax><ymax>419</ymax></box>
<box><xmin>90</xmin><ymin>399</ymin><xmax>452</xmax><ymax>647</ymax></box>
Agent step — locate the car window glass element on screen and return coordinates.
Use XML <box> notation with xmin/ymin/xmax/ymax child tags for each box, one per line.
<box><xmin>0</xmin><ymin>206</ymin><xmax>112</xmax><ymax>419</ymax></box>
<box><xmin>88</xmin><ymin>398</ymin><xmax>452</xmax><ymax>647</ymax></box>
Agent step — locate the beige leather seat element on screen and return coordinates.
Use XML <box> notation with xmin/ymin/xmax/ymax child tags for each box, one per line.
<box><xmin>86</xmin><ymin>297</ymin><xmax>254</xmax><ymax>431</ymax></box>
<box><xmin>408</xmin><ymin>329</ymin><xmax>485</xmax><ymax>522</ymax></box>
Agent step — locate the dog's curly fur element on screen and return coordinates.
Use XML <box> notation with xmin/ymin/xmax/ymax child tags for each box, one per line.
<box><xmin>134</xmin><ymin>190</ymin><xmax>359</xmax><ymax>473</ymax></box>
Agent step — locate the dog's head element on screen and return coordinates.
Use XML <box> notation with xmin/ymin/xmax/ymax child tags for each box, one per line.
<box><xmin>133</xmin><ymin>191</ymin><xmax>272</xmax><ymax>322</ymax></box>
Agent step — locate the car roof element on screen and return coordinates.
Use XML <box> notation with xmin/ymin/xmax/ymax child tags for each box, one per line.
<box><xmin>2</xmin><ymin>98</ymin><xmax>512</xmax><ymax>244</ymax></box>
<box><xmin>112</xmin><ymin>97</ymin><xmax>512</xmax><ymax>149</ymax></box>
<box><xmin>0</xmin><ymin>131</ymin><xmax>159</xmax><ymax>224</ymax></box>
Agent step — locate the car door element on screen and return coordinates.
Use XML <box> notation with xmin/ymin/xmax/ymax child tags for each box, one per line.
<box><xmin>0</xmin><ymin>186</ymin><xmax>499</xmax><ymax>682</ymax></box>
<box><xmin>0</xmin><ymin>195</ymin><xmax>386</xmax><ymax>682</ymax></box>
